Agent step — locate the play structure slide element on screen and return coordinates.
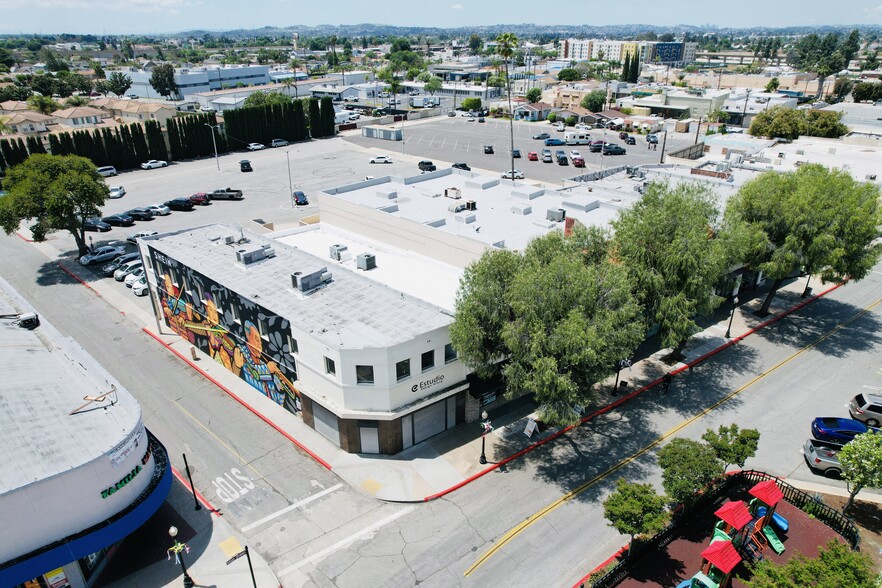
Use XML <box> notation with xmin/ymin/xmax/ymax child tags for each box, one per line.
<box><xmin>762</xmin><ymin>525</ymin><xmax>786</xmax><ymax>554</ymax></box>
<box><xmin>756</xmin><ymin>506</ymin><xmax>789</xmax><ymax>533</ymax></box>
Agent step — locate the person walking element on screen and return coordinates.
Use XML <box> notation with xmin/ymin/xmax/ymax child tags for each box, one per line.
<box><xmin>661</xmin><ymin>372</ymin><xmax>672</xmax><ymax>394</ymax></box>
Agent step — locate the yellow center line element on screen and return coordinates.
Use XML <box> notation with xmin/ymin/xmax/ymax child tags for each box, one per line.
<box><xmin>464</xmin><ymin>296</ymin><xmax>882</xmax><ymax>577</ymax></box>
<box><xmin>173</xmin><ymin>399</ymin><xmax>265</xmax><ymax>480</ymax></box>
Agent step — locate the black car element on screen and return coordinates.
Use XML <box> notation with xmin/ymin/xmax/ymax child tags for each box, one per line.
<box><xmin>533</xmin><ymin>132</ymin><xmax>550</xmax><ymax>140</ymax></box>
<box><xmin>625</xmin><ymin>136</ymin><xmax>637</xmax><ymax>145</ymax></box>
<box><xmin>293</xmin><ymin>191</ymin><xmax>309</xmax><ymax>205</ymax></box>
<box><xmin>102</xmin><ymin>213</ymin><xmax>134</xmax><ymax>227</ymax></box>
<box><xmin>511</xmin><ymin>149</ymin><xmax>521</xmax><ymax>158</ymax></box>
<box><xmin>478</xmin><ymin>117</ymin><xmax>485</xmax><ymax>123</ymax></box>
<box><xmin>483</xmin><ymin>145</ymin><xmax>494</xmax><ymax>154</ymax></box>
<box><xmin>418</xmin><ymin>160</ymin><xmax>437</xmax><ymax>172</ymax></box>
<box><xmin>589</xmin><ymin>140</ymin><xmax>606</xmax><ymax>153</ymax></box>
<box><xmin>164</xmin><ymin>198</ymin><xmax>195</xmax><ymax>211</ymax></box>
<box><xmin>452</xmin><ymin>162</ymin><xmax>471</xmax><ymax>171</ymax></box>
<box><xmin>125</xmin><ymin>208</ymin><xmax>154</xmax><ymax>221</ymax></box>
<box><xmin>84</xmin><ymin>217</ymin><xmax>111</xmax><ymax>232</ymax></box>
<box><xmin>555</xmin><ymin>150</ymin><xmax>568</xmax><ymax>165</ymax></box>
<box><xmin>602</xmin><ymin>143</ymin><xmax>627</xmax><ymax>155</ymax></box>
<box><xmin>239</xmin><ymin>160</ymin><xmax>253</xmax><ymax>172</ymax></box>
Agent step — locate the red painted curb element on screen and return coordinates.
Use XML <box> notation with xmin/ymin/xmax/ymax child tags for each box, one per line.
<box><xmin>142</xmin><ymin>327</ymin><xmax>333</xmax><ymax>471</ymax></box>
<box><xmin>15</xmin><ymin>231</ymin><xmax>34</xmax><ymax>242</ymax></box>
<box><xmin>571</xmin><ymin>543</ymin><xmax>630</xmax><ymax>588</ymax></box>
<box><xmin>171</xmin><ymin>465</ymin><xmax>222</xmax><ymax>516</ymax></box>
<box><xmin>57</xmin><ymin>262</ymin><xmax>102</xmax><ymax>296</ymax></box>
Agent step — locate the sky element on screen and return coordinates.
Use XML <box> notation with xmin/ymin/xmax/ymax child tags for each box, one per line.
<box><xmin>0</xmin><ymin>0</ymin><xmax>880</xmax><ymax>35</ymax></box>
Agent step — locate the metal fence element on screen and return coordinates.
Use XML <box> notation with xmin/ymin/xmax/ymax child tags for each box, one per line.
<box><xmin>590</xmin><ymin>470</ymin><xmax>860</xmax><ymax>588</ymax></box>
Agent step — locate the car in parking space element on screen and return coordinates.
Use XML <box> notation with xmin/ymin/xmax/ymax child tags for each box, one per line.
<box><xmin>811</xmin><ymin>417</ymin><xmax>877</xmax><ymax>443</ymax></box>
<box><xmin>293</xmin><ymin>191</ymin><xmax>309</xmax><ymax>205</ymax></box>
<box><xmin>603</xmin><ymin>143</ymin><xmax>627</xmax><ymax>155</ymax></box>
<box><xmin>848</xmin><ymin>393</ymin><xmax>882</xmax><ymax>427</ymax></box>
<box><xmin>145</xmin><ymin>203</ymin><xmax>171</xmax><ymax>216</ymax></box>
<box><xmin>573</xmin><ymin>156</ymin><xmax>585</xmax><ymax>167</ymax></box>
<box><xmin>447</xmin><ymin>111</ymin><xmax>456</xmax><ymax>117</ymax></box>
<box><xmin>803</xmin><ymin>438</ymin><xmax>845</xmax><ymax>478</ymax></box>
<box><xmin>270</xmin><ymin>139</ymin><xmax>288</xmax><ymax>147</ymax></box>
<box><xmin>164</xmin><ymin>198</ymin><xmax>195</xmax><ymax>211</ymax></box>
<box><xmin>625</xmin><ymin>136</ymin><xmax>637</xmax><ymax>145</ymax></box>
<box><xmin>418</xmin><ymin>160</ymin><xmax>437</xmax><ymax>172</ymax></box>
<box><xmin>370</xmin><ymin>155</ymin><xmax>393</xmax><ymax>164</ymax></box>
<box><xmin>189</xmin><ymin>193</ymin><xmax>212</xmax><ymax>206</ymax></box>
<box><xmin>452</xmin><ymin>162</ymin><xmax>471</xmax><ymax>171</ymax></box>
<box><xmin>541</xmin><ymin>149</ymin><xmax>553</xmax><ymax>163</ymax></box>
<box><xmin>533</xmin><ymin>132</ymin><xmax>550</xmax><ymax>140</ymax></box>
<box><xmin>555</xmin><ymin>122</ymin><xmax>565</xmax><ymax>132</ymax></box>
<box><xmin>502</xmin><ymin>169</ymin><xmax>524</xmax><ymax>179</ymax></box>
<box><xmin>544</xmin><ymin>138</ymin><xmax>566</xmax><ymax>146</ymax></box>
<box><xmin>247</xmin><ymin>142</ymin><xmax>265</xmax><ymax>151</ymax></box>
<box><xmin>102</xmin><ymin>213</ymin><xmax>135</xmax><ymax>227</ymax></box>
<box><xmin>96</xmin><ymin>166</ymin><xmax>118</xmax><ymax>177</ymax></box>
<box><xmin>511</xmin><ymin>149</ymin><xmax>521</xmax><ymax>158</ymax></box>
<box><xmin>140</xmin><ymin>160</ymin><xmax>168</xmax><ymax>169</ymax></box>
<box><xmin>132</xmin><ymin>275</ymin><xmax>149</xmax><ymax>296</ymax></box>
<box><xmin>555</xmin><ymin>150</ymin><xmax>568</xmax><ymax>165</ymax></box>
<box><xmin>646</xmin><ymin>134</ymin><xmax>659</xmax><ymax>144</ymax></box>
<box><xmin>124</xmin><ymin>267</ymin><xmax>146</xmax><ymax>287</ymax></box>
<box><xmin>103</xmin><ymin>252</ymin><xmax>141</xmax><ymax>276</ymax></box>
<box><xmin>465</xmin><ymin>116</ymin><xmax>476</xmax><ymax>122</ymax></box>
<box><xmin>348</xmin><ymin>113</ymin><xmax>360</xmax><ymax>121</ymax></box>
<box><xmin>239</xmin><ymin>160</ymin><xmax>253</xmax><ymax>172</ymax></box>
<box><xmin>483</xmin><ymin>145</ymin><xmax>494</xmax><ymax>154</ymax></box>
<box><xmin>125</xmin><ymin>208</ymin><xmax>154</xmax><ymax>221</ymax></box>
<box><xmin>108</xmin><ymin>186</ymin><xmax>126</xmax><ymax>199</ymax></box>
<box><xmin>569</xmin><ymin>150</ymin><xmax>582</xmax><ymax>158</ymax></box>
<box><xmin>114</xmin><ymin>259</ymin><xmax>143</xmax><ymax>282</ymax></box>
<box><xmin>79</xmin><ymin>244</ymin><xmax>127</xmax><ymax>266</ymax></box>
<box><xmin>527</xmin><ymin>151</ymin><xmax>539</xmax><ymax>161</ymax></box>
<box><xmin>127</xmin><ymin>231</ymin><xmax>158</xmax><ymax>244</ymax></box>
<box><xmin>589</xmin><ymin>140</ymin><xmax>606</xmax><ymax>153</ymax></box>
<box><xmin>478</xmin><ymin>117</ymin><xmax>485</xmax><ymax>123</ymax></box>
<box><xmin>619</xmin><ymin>132</ymin><xmax>629</xmax><ymax>140</ymax></box>
<box><xmin>84</xmin><ymin>217</ymin><xmax>112</xmax><ymax>232</ymax></box>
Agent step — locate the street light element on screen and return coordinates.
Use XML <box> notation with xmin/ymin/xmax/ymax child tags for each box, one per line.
<box><xmin>285</xmin><ymin>150</ymin><xmax>294</xmax><ymax>208</ymax></box>
<box><xmin>204</xmin><ymin>123</ymin><xmax>220</xmax><ymax>172</ymax></box>
<box><xmin>168</xmin><ymin>526</ymin><xmax>194</xmax><ymax>588</ymax></box>
<box><xmin>725</xmin><ymin>295</ymin><xmax>740</xmax><ymax>339</ymax></box>
<box><xmin>479</xmin><ymin>410</ymin><xmax>492</xmax><ymax>465</ymax></box>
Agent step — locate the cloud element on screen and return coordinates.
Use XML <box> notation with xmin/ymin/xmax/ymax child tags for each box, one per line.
<box><xmin>451</xmin><ymin>3</ymin><xmax>463</xmax><ymax>8</ymax></box>
<box><xmin>867</xmin><ymin>3</ymin><xmax>882</xmax><ymax>13</ymax></box>
<box><xmin>0</xmin><ymin>0</ymin><xmax>191</xmax><ymax>11</ymax></box>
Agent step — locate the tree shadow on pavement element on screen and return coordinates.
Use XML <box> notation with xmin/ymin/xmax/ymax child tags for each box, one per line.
<box><xmin>35</xmin><ymin>257</ymin><xmax>84</xmax><ymax>287</ymax></box>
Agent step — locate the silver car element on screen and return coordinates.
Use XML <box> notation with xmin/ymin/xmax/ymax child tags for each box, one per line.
<box><xmin>803</xmin><ymin>438</ymin><xmax>844</xmax><ymax>478</ymax></box>
<box><xmin>114</xmin><ymin>259</ymin><xmax>143</xmax><ymax>281</ymax></box>
<box><xmin>848</xmin><ymin>393</ymin><xmax>882</xmax><ymax>427</ymax></box>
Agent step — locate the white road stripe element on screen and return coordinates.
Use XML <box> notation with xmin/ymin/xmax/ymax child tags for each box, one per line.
<box><xmin>862</xmin><ymin>385</ymin><xmax>882</xmax><ymax>391</ymax></box>
<box><xmin>278</xmin><ymin>506</ymin><xmax>415</xmax><ymax>576</ymax></box>
<box><xmin>242</xmin><ymin>484</ymin><xmax>343</xmax><ymax>532</ymax></box>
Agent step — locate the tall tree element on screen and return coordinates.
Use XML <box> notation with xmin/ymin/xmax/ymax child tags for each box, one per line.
<box><xmin>701</xmin><ymin>424</ymin><xmax>760</xmax><ymax>473</ymax></box>
<box><xmin>0</xmin><ymin>154</ymin><xmax>108</xmax><ymax>255</ymax></box>
<box><xmin>580</xmin><ymin>90</ymin><xmax>606</xmax><ymax>113</ymax></box>
<box><xmin>149</xmin><ymin>63</ymin><xmax>179</xmax><ymax>98</ymax></box>
<box><xmin>468</xmin><ymin>34</ymin><xmax>483</xmax><ymax>55</ymax></box>
<box><xmin>838</xmin><ymin>432</ymin><xmax>882</xmax><ymax>513</ymax></box>
<box><xmin>525</xmin><ymin>87</ymin><xmax>542</xmax><ymax>104</ymax></box>
<box><xmin>496</xmin><ymin>32</ymin><xmax>518</xmax><ymax>184</ymax></box>
<box><xmin>603</xmin><ymin>479</ymin><xmax>668</xmax><ymax>556</ymax></box>
<box><xmin>657</xmin><ymin>438</ymin><xmax>722</xmax><ymax>506</ymax></box>
<box><xmin>744</xmin><ymin>540</ymin><xmax>877</xmax><ymax>588</ymax></box>
<box><xmin>106</xmin><ymin>71</ymin><xmax>132</xmax><ymax>97</ymax></box>
<box><xmin>27</xmin><ymin>95</ymin><xmax>59</xmax><ymax>115</ymax></box>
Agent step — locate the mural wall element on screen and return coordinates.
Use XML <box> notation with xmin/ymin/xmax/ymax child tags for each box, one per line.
<box><xmin>149</xmin><ymin>248</ymin><xmax>302</xmax><ymax>415</ymax></box>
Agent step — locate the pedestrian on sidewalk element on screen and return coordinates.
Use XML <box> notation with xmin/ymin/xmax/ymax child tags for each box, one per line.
<box><xmin>661</xmin><ymin>372</ymin><xmax>672</xmax><ymax>394</ymax></box>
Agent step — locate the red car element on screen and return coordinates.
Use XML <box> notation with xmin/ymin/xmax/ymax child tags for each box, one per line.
<box><xmin>527</xmin><ymin>151</ymin><xmax>539</xmax><ymax>161</ymax></box>
<box><xmin>572</xmin><ymin>156</ymin><xmax>585</xmax><ymax>167</ymax></box>
<box><xmin>189</xmin><ymin>192</ymin><xmax>212</xmax><ymax>206</ymax></box>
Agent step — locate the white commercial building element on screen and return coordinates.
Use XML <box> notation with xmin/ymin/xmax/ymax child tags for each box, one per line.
<box><xmin>118</xmin><ymin>64</ymin><xmax>271</xmax><ymax>99</ymax></box>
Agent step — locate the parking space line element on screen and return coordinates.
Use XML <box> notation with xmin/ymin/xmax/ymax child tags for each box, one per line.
<box><xmin>242</xmin><ymin>483</ymin><xmax>344</xmax><ymax>532</ymax></box>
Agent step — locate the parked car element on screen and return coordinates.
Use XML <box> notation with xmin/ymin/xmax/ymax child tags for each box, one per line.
<box><xmin>125</xmin><ymin>208</ymin><xmax>153</xmax><ymax>221</ymax></box>
<box><xmin>108</xmin><ymin>186</ymin><xmax>126</xmax><ymax>199</ymax></box>
<box><xmin>478</xmin><ymin>117</ymin><xmax>485</xmax><ymax>123</ymax></box>
<box><xmin>483</xmin><ymin>145</ymin><xmax>494</xmax><ymax>154</ymax></box>
<box><xmin>164</xmin><ymin>198</ymin><xmax>195</xmax><ymax>211</ymax></box>
<box><xmin>418</xmin><ymin>160</ymin><xmax>437</xmax><ymax>172</ymax></box>
<box><xmin>452</xmin><ymin>162</ymin><xmax>471</xmax><ymax>171</ymax></box>
<box><xmin>541</xmin><ymin>149</ymin><xmax>553</xmax><ymax>163</ymax></box>
<box><xmin>103</xmin><ymin>252</ymin><xmax>141</xmax><ymax>276</ymax></box>
<box><xmin>370</xmin><ymin>155</ymin><xmax>393</xmax><ymax>164</ymax></box>
<box><xmin>132</xmin><ymin>275</ymin><xmax>149</xmax><ymax>296</ymax></box>
<box><xmin>124</xmin><ymin>267</ymin><xmax>146</xmax><ymax>287</ymax></box>
<box><xmin>239</xmin><ymin>160</ymin><xmax>253</xmax><ymax>172</ymax></box>
<box><xmin>465</xmin><ymin>116</ymin><xmax>476</xmax><ymax>122</ymax></box>
<box><xmin>589</xmin><ymin>140</ymin><xmax>606</xmax><ymax>153</ymax></box>
<box><xmin>127</xmin><ymin>230</ymin><xmax>159</xmax><ymax>244</ymax></box>
<box><xmin>502</xmin><ymin>169</ymin><xmax>524</xmax><ymax>179</ymax></box>
<box><xmin>447</xmin><ymin>111</ymin><xmax>456</xmax><ymax>117</ymax></box>
<box><xmin>293</xmin><ymin>191</ymin><xmax>309</xmax><ymax>206</ymax></box>
<box><xmin>145</xmin><ymin>203</ymin><xmax>171</xmax><ymax>216</ymax></box>
<box><xmin>603</xmin><ymin>143</ymin><xmax>627</xmax><ymax>156</ymax></box>
<box><xmin>848</xmin><ymin>393</ymin><xmax>882</xmax><ymax>427</ymax></box>
<box><xmin>569</xmin><ymin>150</ymin><xmax>582</xmax><ymax>158</ymax></box>
<box><xmin>533</xmin><ymin>132</ymin><xmax>550</xmax><ymax>140</ymax></box>
<box><xmin>270</xmin><ymin>139</ymin><xmax>288</xmax><ymax>148</ymax></box>
<box><xmin>189</xmin><ymin>193</ymin><xmax>212</xmax><ymax>206</ymax></box>
<box><xmin>811</xmin><ymin>417</ymin><xmax>877</xmax><ymax>444</ymax></box>
<box><xmin>511</xmin><ymin>148</ymin><xmax>521</xmax><ymax>158</ymax></box>
<box><xmin>619</xmin><ymin>132</ymin><xmax>629</xmax><ymax>140</ymax></box>
<box><xmin>140</xmin><ymin>160</ymin><xmax>168</xmax><ymax>169</ymax></box>
<box><xmin>625</xmin><ymin>136</ymin><xmax>637</xmax><ymax>145</ymax></box>
<box><xmin>646</xmin><ymin>134</ymin><xmax>659</xmax><ymax>144</ymax></box>
<box><xmin>114</xmin><ymin>259</ymin><xmax>143</xmax><ymax>281</ymax></box>
<box><xmin>210</xmin><ymin>188</ymin><xmax>244</xmax><ymax>200</ymax></box>
<box><xmin>555</xmin><ymin>122</ymin><xmax>565</xmax><ymax>132</ymax></box>
<box><xmin>102</xmin><ymin>213</ymin><xmax>134</xmax><ymax>227</ymax></box>
<box><xmin>84</xmin><ymin>217</ymin><xmax>111</xmax><ymax>232</ymax></box>
<box><xmin>572</xmin><ymin>156</ymin><xmax>585</xmax><ymax>167</ymax></box>
<box><xmin>544</xmin><ymin>138</ymin><xmax>566</xmax><ymax>146</ymax></box>
<box><xmin>803</xmin><ymin>438</ymin><xmax>845</xmax><ymax>478</ymax></box>
<box><xmin>247</xmin><ymin>142</ymin><xmax>265</xmax><ymax>151</ymax></box>
<box><xmin>527</xmin><ymin>151</ymin><xmax>539</xmax><ymax>161</ymax></box>
<box><xmin>96</xmin><ymin>166</ymin><xmax>118</xmax><ymax>177</ymax></box>
<box><xmin>555</xmin><ymin>150</ymin><xmax>568</xmax><ymax>165</ymax></box>
<box><xmin>348</xmin><ymin>113</ymin><xmax>360</xmax><ymax>121</ymax></box>
<box><xmin>79</xmin><ymin>244</ymin><xmax>127</xmax><ymax>266</ymax></box>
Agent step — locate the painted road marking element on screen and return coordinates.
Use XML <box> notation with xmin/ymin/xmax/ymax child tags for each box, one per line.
<box><xmin>464</xmin><ymin>296</ymin><xmax>882</xmax><ymax>577</ymax></box>
<box><xmin>242</xmin><ymin>484</ymin><xmax>344</xmax><ymax>532</ymax></box>
<box><xmin>212</xmin><ymin>468</ymin><xmax>256</xmax><ymax>503</ymax></box>
<box><xmin>277</xmin><ymin>507</ymin><xmax>415</xmax><ymax>577</ymax></box>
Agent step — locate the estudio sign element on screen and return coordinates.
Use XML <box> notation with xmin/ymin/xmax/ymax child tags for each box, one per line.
<box><xmin>412</xmin><ymin>374</ymin><xmax>444</xmax><ymax>393</ymax></box>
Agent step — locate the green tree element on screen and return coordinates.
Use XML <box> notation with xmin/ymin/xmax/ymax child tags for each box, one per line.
<box><xmin>838</xmin><ymin>432</ymin><xmax>882</xmax><ymax>513</ymax></box>
<box><xmin>612</xmin><ymin>182</ymin><xmax>741</xmax><ymax>358</ymax></box>
<box><xmin>765</xmin><ymin>77</ymin><xmax>780</xmax><ymax>93</ymax></box>
<box><xmin>804</xmin><ymin>109</ymin><xmax>849</xmax><ymax>138</ymax></box>
<box><xmin>105</xmin><ymin>71</ymin><xmax>132</xmax><ymax>97</ymax></box>
<box><xmin>603</xmin><ymin>479</ymin><xmax>668</xmax><ymax>556</ymax></box>
<box><xmin>744</xmin><ymin>540</ymin><xmax>877</xmax><ymax>588</ymax></box>
<box><xmin>0</xmin><ymin>47</ymin><xmax>15</xmax><ymax>69</ymax></box>
<box><xmin>557</xmin><ymin>68</ymin><xmax>581</xmax><ymax>82</ymax></box>
<box><xmin>852</xmin><ymin>82</ymin><xmax>882</xmax><ymax>103</ymax></box>
<box><xmin>748</xmin><ymin>106</ymin><xmax>808</xmax><ymax>140</ymax></box>
<box><xmin>149</xmin><ymin>63</ymin><xmax>179</xmax><ymax>98</ymax></box>
<box><xmin>90</xmin><ymin>61</ymin><xmax>105</xmax><ymax>80</ymax></box>
<box><xmin>525</xmin><ymin>87</ymin><xmax>542</xmax><ymax>104</ymax></box>
<box><xmin>706</xmin><ymin>109</ymin><xmax>729</xmax><ymax>123</ymax></box>
<box><xmin>701</xmin><ymin>424</ymin><xmax>760</xmax><ymax>473</ymax></box>
<box><xmin>461</xmin><ymin>97</ymin><xmax>482</xmax><ymax>111</ymax></box>
<box><xmin>657</xmin><ymin>438</ymin><xmax>722</xmax><ymax>506</ymax></box>
<box><xmin>496</xmin><ymin>32</ymin><xmax>518</xmax><ymax>183</ymax></box>
<box><xmin>579</xmin><ymin>90</ymin><xmax>606</xmax><ymax>113</ymax></box>
<box><xmin>243</xmin><ymin>91</ymin><xmax>290</xmax><ymax>108</ymax></box>
<box><xmin>0</xmin><ymin>154</ymin><xmax>108</xmax><ymax>255</ymax></box>
<box><xmin>726</xmin><ymin>164</ymin><xmax>882</xmax><ymax>315</ymax></box>
<box><xmin>468</xmin><ymin>34</ymin><xmax>483</xmax><ymax>55</ymax></box>
<box><xmin>424</xmin><ymin>75</ymin><xmax>443</xmax><ymax>95</ymax></box>
<box><xmin>27</xmin><ymin>94</ymin><xmax>59</xmax><ymax>115</ymax></box>
<box><xmin>63</xmin><ymin>95</ymin><xmax>89</xmax><ymax>107</ymax></box>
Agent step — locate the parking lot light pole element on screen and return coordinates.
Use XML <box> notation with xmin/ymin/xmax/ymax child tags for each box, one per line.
<box><xmin>204</xmin><ymin>123</ymin><xmax>220</xmax><ymax>172</ymax></box>
<box><xmin>286</xmin><ymin>150</ymin><xmax>294</xmax><ymax>208</ymax></box>
<box><xmin>479</xmin><ymin>411</ymin><xmax>492</xmax><ymax>465</ymax></box>
<box><xmin>725</xmin><ymin>295</ymin><xmax>739</xmax><ymax>339</ymax></box>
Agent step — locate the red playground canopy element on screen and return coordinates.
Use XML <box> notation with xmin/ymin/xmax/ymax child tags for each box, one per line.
<box><xmin>715</xmin><ymin>500</ymin><xmax>753</xmax><ymax>531</ymax></box>
<box><xmin>749</xmin><ymin>480</ymin><xmax>784</xmax><ymax>507</ymax></box>
<box><xmin>701</xmin><ymin>539</ymin><xmax>743</xmax><ymax>574</ymax></box>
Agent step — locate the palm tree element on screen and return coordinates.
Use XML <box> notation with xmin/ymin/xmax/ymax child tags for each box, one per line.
<box><xmin>496</xmin><ymin>32</ymin><xmax>518</xmax><ymax>183</ymax></box>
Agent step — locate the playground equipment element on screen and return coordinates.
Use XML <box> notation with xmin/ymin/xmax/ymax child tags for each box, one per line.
<box><xmin>748</xmin><ymin>480</ymin><xmax>788</xmax><ymax>555</ymax></box>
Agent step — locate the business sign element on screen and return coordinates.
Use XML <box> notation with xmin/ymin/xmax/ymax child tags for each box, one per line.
<box><xmin>101</xmin><ymin>445</ymin><xmax>152</xmax><ymax>499</ymax></box>
<box><xmin>411</xmin><ymin>374</ymin><xmax>444</xmax><ymax>393</ymax></box>
<box><xmin>108</xmin><ymin>421</ymin><xmax>145</xmax><ymax>468</ymax></box>
<box><xmin>524</xmin><ymin>419</ymin><xmax>537</xmax><ymax>438</ymax></box>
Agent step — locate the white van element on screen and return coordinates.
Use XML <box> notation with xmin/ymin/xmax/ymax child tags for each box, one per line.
<box><xmin>564</xmin><ymin>131</ymin><xmax>592</xmax><ymax>145</ymax></box>
<box><xmin>96</xmin><ymin>166</ymin><xmax>118</xmax><ymax>177</ymax></box>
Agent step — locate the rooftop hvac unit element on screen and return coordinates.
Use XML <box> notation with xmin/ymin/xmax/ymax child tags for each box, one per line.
<box><xmin>291</xmin><ymin>268</ymin><xmax>329</xmax><ymax>292</ymax></box>
<box><xmin>866</xmin><ymin>174</ymin><xmax>877</xmax><ymax>181</ymax></box>
<box><xmin>729</xmin><ymin>154</ymin><xmax>743</xmax><ymax>165</ymax></box>
<box><xmin>329</xmin><ymin>243</ymin><xmax>348</xmax><ymax>261</ymax></box>
<box><xmin>263</xmin><ymin>247</ymin><xmax>276</xmax><ymax>258</ymax></box>
<box><xmin>715</xmin><ymin>161</ymin><xmax>730</xmax><ymax>172</ymax></box>
<box><xmin>547</xmin><ymin>208</ymin><xmax>566</xmax><ymax>222</ymax></box>
<box><xmin>357</xmin><ymin>253</ymin><xmax>377</xmax><ymax>270</ymax></box>
<box><xmin>236</xmin><ymin>246</ymin><xmax>266</xmax><ymax>265</ymax></box>
<box><xmin>444</xmin><ymin>187</ymin><xmax>462</xmax><ymax>199</ymax></box>
<box><xmin>465</xmin><ymin>200</ymin><xmax>477</xmax><ymax>211</ymax></box>
<box><xmin>448</xmin><ymin>202</ymin><xmax>467</xmax><ymax>213</ymax></box>
<box><xmin>224</xmin><ymin>235</ymin><xmax>235</xmax><ymax>245</ymax></box>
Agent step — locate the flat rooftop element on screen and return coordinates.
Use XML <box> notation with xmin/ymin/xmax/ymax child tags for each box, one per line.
<box><xmin>753</xmin><ymin>137</ymin><xmax>882</xmax><ymax>183</ymax></box>
<box><xmin>147</xmin><ymin>224</ymin><xmax>453</xmax><ymax>349</ymax></box>
<box><xmin>0</xmin><ymin>277</ymin><xmax>141</xmax><ymax>495</ymax></box>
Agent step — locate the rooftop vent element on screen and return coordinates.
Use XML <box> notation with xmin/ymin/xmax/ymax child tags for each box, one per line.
<box><xmin>291</xmin><ymin>267</ymin><xmax>329</xmax><ymax>292</ymax></box>
<box><xmin>448</xmin><ymin>202</ymin><xmax>467</xmax><ymax>213</ymax></box>
<box><xmin>547</xmin><ymin>208</ymin><xmax>566</xmax><ymax>223</ymax></box>
<box><xmin>357</xmin><ymin>253</ymin><xmax>377</xmax><ymax>270</ymax></box>
<box><xmin>329</xmin><ymin>244</ymin><xmax>348</xmax><ymax>261</ymax></box>
<box><xmin>236</xmin><ymin>245</ymin><xmax>268</xmax><ymax>266</ymax></box>
<box><xmin>224</xmin><ymin>235</ymin><xmax>235</xmax><ymax>245</ymax></box>
<box><xmin>444</xmin><ymin>187</ymin><xmax>462</xmax><ymax>199</ymax></box>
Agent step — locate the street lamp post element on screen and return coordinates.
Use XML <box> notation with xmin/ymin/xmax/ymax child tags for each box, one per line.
<box><xmin>204</xmin><ymin>123</ymin><xmax>220</xmax><ymax>172</ymax></box>
<box><xmin>479</xmin><ymin>410</ymin><xmax>492</xmax><ymax>465</ymax></box>
<box><xmin>168</xmin><ymin>526</ymin><xmax>194</xmax><ymax>588</ymax></box>
<box><xmin>725</xmin><ymin>295</ymin><xmax>739</xmax><ymax>339</ymax></box>
<box><xmin>286</xmin><ymin>150</ymin><xmax>294</xmax><ymax>208</ymax></box>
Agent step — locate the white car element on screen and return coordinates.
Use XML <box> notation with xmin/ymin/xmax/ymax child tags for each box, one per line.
<box><xmin>570</xmin><ymin>150</ymin><xmax>582</xmax><ymax>158</ymax></box>
<box><xmin>132</xmin><ymin>276</ymin><xmax>149</xmax><ymax>296</ymax></box>
<box><xmin>127</xmin><ymin>230</ymin><xmax>159</xmax><ymax>244</ymax></box>
<box><xmin>140</xmin><ymin>160</ymin><xmax>168</xmax><ymax>169</ymax></box>
<box><xmin>145</xmin><ymin>204</ymin><xmax>171</xmax><ymax>216</ymax></box>
<box><xmin>247</xmin><ymin>143</ymin><xmax>265</xmax><ymax>151</ymax></box>
<box><xmin>369</xmin><ymin>155</ymin><xmax>393</xmax><ymax>164</ymax></box>
<box><xmin>348</xmin><ymin>113</ymin><xmax>360</xmax><ymax>121</ymax></box>
<box><xmin>108</xmin><ymin>186</ymin><xmax>126</xmax><ymax>199</ymax></box>
<box><xmin>125</xmin><ymin>267</ymin><xmax>145</xmax><ymax>287</ymax></box>
<box><xmin>79</xmin><ymin>245</ymin><xmax>126</xmax><ymax>266</ymax></box>
<box><xmin>502</xmin><ymin>169</ymin><xmax>525</xmax><ymax>180</ymax></box>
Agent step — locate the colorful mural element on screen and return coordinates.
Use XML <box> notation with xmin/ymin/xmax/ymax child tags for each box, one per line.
<box><xmin>151</xmin><ymin>250</ymin><xmax>301</xmax><ymax>415</ymax></box>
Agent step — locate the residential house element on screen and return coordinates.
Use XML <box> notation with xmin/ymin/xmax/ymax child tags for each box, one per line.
<box><xmin>512</xmin><ymin>102</ymin><xmax>554</xmax><ymax>121</ymax></box>
<box><xmin>91</xmin><ymin>98</ymin><xmax>177</xmax><ymax>127</ymax></box>
<box><xmin>51</xmin><ymin>106</ymin><xmax>107</xmax><ymax>130</ymax></box>
<box><xmin>0</xmin><ymin>101</ymin><xmax>31</xmax><ymax>114</ymax></box>
<box><xmin>3</xmin><ymin>111</ymin><xmax>54</xmax><ymax>135</ymax></box>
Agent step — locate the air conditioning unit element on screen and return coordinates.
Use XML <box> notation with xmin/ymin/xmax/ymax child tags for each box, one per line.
<box><xmin>329</xmin><ymin>244</ymin><xmax>348</xmax><ymax>261</ymax></box>
<box><xmin>263</xmin><ymin>247</ymin><xmax>276</xmax><ymax>258</ymax></box>
<box><xmin>357</xmin><ymin>253</ymin><xmax>377</xmax><ymax>270</ymax></box>
<box><xmin>465</xmin><ymin>200</ymin><xmax>477</xmax><ymax>211</ymax></box>
<box><xmin>224</xmin><ymin>235</ymin><xmax>235</xmax><ymax>245</ymax></box>
<box><xmin>448</xmin><ymin>203</ymin><xmax>467</xmax><ymax>213</ymax></box>
<box><xmin>291</xmin><ymin>268</ymin><xmax>329</xmax><ymax>292</ymax></box>
<box><xmin>444</xmin><ymin>187</ymin><xmax>462</xmax><ymax>199</ymax></box>
<box><xmin>547</xmin><ymin>209</ymin><xmax>566</xmax><ymax>222</ymax></box>
<box><xmin>235</xmin><ymin>246</ymin><xmax>266</xmax><ymax>265</ymax></box>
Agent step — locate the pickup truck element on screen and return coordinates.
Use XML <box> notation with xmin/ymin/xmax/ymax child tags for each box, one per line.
<box><xmin>803</xmin><ymin>438</ymin><xmax>845</xmax><ymax>478</ymax></box>
<box><xmin>210</xmin><ymin>187</ymin><xmax>244</xmax><ymax>200</ymax></box>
